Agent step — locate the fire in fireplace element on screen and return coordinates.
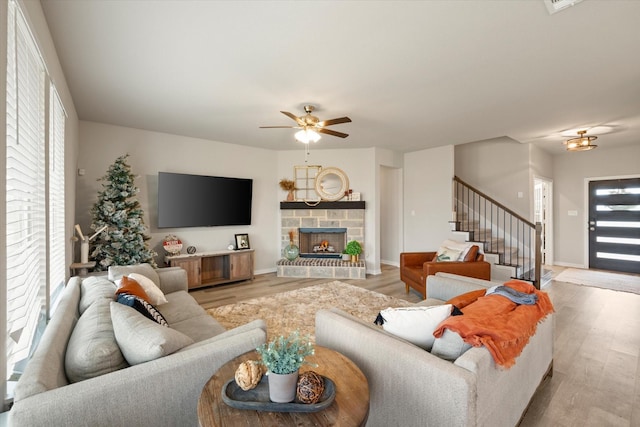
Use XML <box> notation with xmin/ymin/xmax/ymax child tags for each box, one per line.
<box><xmin>298</xmin><ymin>228</ymin><xmax>347</xmax><ymax>258</ymax></box>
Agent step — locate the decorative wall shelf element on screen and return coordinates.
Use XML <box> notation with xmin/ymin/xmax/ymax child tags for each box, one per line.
<box><xmin>280</xmin><ymin>201</ymin><xmax>365</xmax><ymax>210</ymax></box>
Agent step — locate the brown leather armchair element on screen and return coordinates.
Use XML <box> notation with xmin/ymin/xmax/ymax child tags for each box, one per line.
<box><xmin>400</xmin><ymin>245</ymin><xmax>491</xmax><ymax>299</ymax></box>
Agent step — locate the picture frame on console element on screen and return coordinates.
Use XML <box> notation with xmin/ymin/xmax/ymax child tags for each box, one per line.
<box><xmin>235</xmin><ymin>234</ymin><xmax>250</xmax><ymax>250</ymax></box>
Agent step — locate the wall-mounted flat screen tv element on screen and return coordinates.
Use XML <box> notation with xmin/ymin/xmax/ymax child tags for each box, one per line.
<box><xmin>158</xmin><ymin>172</ymin><xmax>252</xmax><ymax>228</ymax></box>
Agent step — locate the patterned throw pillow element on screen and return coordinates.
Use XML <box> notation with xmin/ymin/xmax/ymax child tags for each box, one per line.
<box><xmin>116</xmin><ymin>294</ymin><xmax>169</xmax><ymax>327</ymax></box>
<box><xmin>435</xmin><ymin>247</ymin><xmax>463</xmax><ymax>262</ymax></box>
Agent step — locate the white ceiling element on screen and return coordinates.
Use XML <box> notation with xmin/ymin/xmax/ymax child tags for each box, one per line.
<box><xmin>41</xmin><ymin>0</ymin><xmax>640</xmax><ymax>155</ymax></box>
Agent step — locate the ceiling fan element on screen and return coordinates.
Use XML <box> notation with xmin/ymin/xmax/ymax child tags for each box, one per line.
<box><xmin>260</xmin><ymin>105</ymin><xmax>352</xmax><ymax>143</ymax></box>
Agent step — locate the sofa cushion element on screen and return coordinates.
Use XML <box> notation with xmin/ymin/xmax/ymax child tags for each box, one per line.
<box><xmin>170</xmin><ymin>314</ymin><xmax>226</xmax><ymax>342</ymax></box>
<box><xmin>110</xmin><ymin>302</ymin><xmax>194</xmax><ymax>365</ymax></box>
<box><xmin>115</xmin><ymin>276</ymin><xmax>151</xmax><ymax>302</ymax></box>
<box><xmin>431</xmin><ymin>329</ymin><xmax>472</xmax><ymax>361</ymax></box>
<box><xmin>128</xmin><ymin>272</ymin><xmax>168</xmax><ymax>306</ymax></box>
<box><xmin>158</xmin><ymin>290</ymin><xmax>207</xmax><ymax>324</ymax></box>
<box><xmin>108</xmin><ymin>263</ymin><xmax>160</xmax><ymax>287</ymax></box>
<box><xmin>65</xmin><ymin>299</ymin><xmax>128</xmax><ymax>383</ymax></box>
<box><xmin>79</xmin><ymin>276</ymin><xmax>116</xmax><ymax>315</ymax></box>
<box><xmin>375</xmin><ymin>304</ymin><xmax>452</xmax><ymax>351</ymax></box>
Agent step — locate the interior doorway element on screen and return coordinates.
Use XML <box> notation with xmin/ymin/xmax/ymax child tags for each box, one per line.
<box><xmin>534</xmin><ymin>177</ymin><xmax>553</xmax><ymax>265</ymax></box>
<box><xmin>380</xmin><ymin>166</ymin><xmax>402</xmax><ymax>267</ymax></box>
<box><xmin>588</xmin><ymin>177</ymin><xmax>640</xmax><ymax>274</ymax></box>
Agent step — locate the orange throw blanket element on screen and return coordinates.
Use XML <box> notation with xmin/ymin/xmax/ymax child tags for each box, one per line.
<box><xmin>433</xmin><ymin>280</ymin><xmax>554</xmax><ymax>368</ymax></box>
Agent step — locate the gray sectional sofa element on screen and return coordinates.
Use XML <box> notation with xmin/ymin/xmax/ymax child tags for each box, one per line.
<box><xmin>316</xmin><ymin>273</ymin><xmax>554</xmax><ymax>427</ymax></box>
<box><xmin>10</xmin><ymin>264</ymin><xmax>267</xmax><ymax>427</ymax></box>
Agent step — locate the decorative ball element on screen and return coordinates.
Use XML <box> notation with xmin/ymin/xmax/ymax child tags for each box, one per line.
<box><xmin>234</xmin><ymin>360</ymin><xmax>264</xmax><ymax>391</ymax></box>
<box><xmin>187</xmin><ymin>246</ymin><xmax>196</xmax><ymax>254</ymax></box>
<box><xmin>296</xmin><ymin>371</ymin><xmax>325</xmax><ymax>404</ymax></box>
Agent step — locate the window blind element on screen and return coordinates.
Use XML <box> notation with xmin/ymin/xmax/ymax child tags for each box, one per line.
<box><xmin>48</xmin><ymin>87</ymin><xmax>66</xmax><ymax>309</ymax></box>
<box><xmin>5</xmin><ymin>0</ymin><xmax>47</xmax><ymax>384</ymax></box>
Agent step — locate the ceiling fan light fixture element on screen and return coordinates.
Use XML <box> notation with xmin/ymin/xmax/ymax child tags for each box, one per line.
<box><xmin>565</xmin><ymin>130</ymin><xmax>597</xmax><ymax>151</ymax></box>
<box><xmin>295</xmin><ymin>128</ymin><xmax>321</xmax><ymax>144</ymax></box>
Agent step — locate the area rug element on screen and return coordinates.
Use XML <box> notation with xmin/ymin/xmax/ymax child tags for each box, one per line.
<box><xmin>555</xmin><ymin>268</ymin><xmax>640</xmax><ymax>295</ymax></box>
<box><xmin>207</xmin><ymin>281</ymin><xmax>413</xmax><ymax>341</ymax></box>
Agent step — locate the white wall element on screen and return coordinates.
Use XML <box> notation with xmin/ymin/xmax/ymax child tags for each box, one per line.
<box><xmin>77</xmin><ymin>121</ymin><xmax>279</xmax><ymax>274</ymax></box>
<box><xmin>403</xmin><ymin>145</ymin><xmax>454</xmax><ymax>251</ymax></box>
<box><xmin>455</xmin><ymin>137</ymin><xmax>531</xmax><ymax>219</ymax></box>
<box><xmin>553</xmin><ymin>143</ymin><xmax>640</xmax><ymax>267</ymax></box>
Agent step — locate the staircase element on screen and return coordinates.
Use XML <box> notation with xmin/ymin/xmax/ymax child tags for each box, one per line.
<box><xmin>452</xmin><ymin>176</ymin><xmax>544</xmax><ymax>288</ymax></box>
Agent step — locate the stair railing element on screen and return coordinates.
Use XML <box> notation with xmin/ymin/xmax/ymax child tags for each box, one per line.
<box><xmin>453</xmin><ymin>176</ymin><xmax>542</xmax><ymax>289</ymax></box>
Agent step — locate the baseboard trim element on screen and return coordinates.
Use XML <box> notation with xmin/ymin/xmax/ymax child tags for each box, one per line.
<box><xmin>553</xmin><ymin>261</ymin><xmax>586</xmax><ymax>269</ymax></box>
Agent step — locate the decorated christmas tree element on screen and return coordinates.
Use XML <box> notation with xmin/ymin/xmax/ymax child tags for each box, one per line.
<box><xmin>90</xmin><ymin>154</ymin><xmax>157</xmax><ymax>271</ymax></box>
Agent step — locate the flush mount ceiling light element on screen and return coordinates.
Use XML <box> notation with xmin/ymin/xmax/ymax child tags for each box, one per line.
<box><xmin>565</xmin><ymin>130</ymin><xmax>598</xmax><ymax>151</ymax></box>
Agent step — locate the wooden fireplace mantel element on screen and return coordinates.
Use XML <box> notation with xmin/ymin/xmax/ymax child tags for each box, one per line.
<box><xmin>280</xmin><ymin>201</ymin><xmax>365</xmax><ymax>210</ymax></box>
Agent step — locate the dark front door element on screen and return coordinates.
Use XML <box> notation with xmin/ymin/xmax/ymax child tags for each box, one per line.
<box><xmin>588</xmin><ymin>178</ymin><xmax>640</xmax><ymax>274</ymax></box>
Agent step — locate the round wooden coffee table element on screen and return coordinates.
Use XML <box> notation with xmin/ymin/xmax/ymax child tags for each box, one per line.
<box><xmin>198</xmin><ymin>346</ymin><xmax>369</xmax><ymax>426</ymax></box>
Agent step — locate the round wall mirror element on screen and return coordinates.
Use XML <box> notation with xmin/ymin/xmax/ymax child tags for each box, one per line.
<box><xmin>315</xmin><ymin>167</ymin><xmax>349</xmax><ymax>201</ymax></box>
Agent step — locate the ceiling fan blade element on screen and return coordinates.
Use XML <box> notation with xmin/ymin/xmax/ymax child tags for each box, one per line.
<box><xmin>317</xmin><ymin>128</ymin><xmax>349</xmax><ymax>138</ymax></box>
<box><xmin>281</xmin><ymin>111</ymin><xmax>305</xmax><ymax>126</ymax></box>
<box><xmin>318</xmin><ymin>117</ymin><xmax>352</xmax><ymax>127</ymax></box>
<box><xmin>259</xmin><ymin>126</ymin><xmax>297</xmax><ymax>129</ymax></box>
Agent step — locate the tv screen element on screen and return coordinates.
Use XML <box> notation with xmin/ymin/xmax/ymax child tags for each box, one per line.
<box><xmin>157</xmin><ymin>172</ymin><xmax>252</xmax><ymax>228</ymax></box>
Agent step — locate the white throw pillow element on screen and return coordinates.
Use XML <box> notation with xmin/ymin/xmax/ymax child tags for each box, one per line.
<box><xmin>128</xmin><ymin>272</ymin><xmax>168</xmax><ymax>306</ymax></box>
<box><xmin>440</xmin><ymin>239</ymin><xmax>472</xmax><ymax>261</ymax></box>
<box><xmin>110</xmin><ymin>302</ymin><xmax>194</xmax><ymax>365</ymax></box>
<box><xmin>434</xmin><ymin>246</ymin><xmax>463</xmax><ymax>262</ymax></box>
<box><xmin>378</xmin><ymin>304</ymin><xmax>452</xmax><ymax>351</ymax></box>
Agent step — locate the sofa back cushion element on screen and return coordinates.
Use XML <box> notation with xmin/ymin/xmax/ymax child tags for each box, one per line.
<box><xmin>79</xmin><ymin>276</ymin><xmax>116</xmax><ymax>315</ymax></box>
<box><xmin>65</xmin><ymin>299</ymin><xmax>128</xmax><ymax>383</ymax></box>
<box><xmin>13</xmin><ymin>277</ymin><xmax>82</xmax><ymax>401</ymax></box>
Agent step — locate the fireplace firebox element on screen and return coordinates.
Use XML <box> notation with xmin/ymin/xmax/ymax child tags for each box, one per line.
<box><xmin>298</xmin><ymin>228</ymin><xmax>347</xmax><ymax>258</ymax></box>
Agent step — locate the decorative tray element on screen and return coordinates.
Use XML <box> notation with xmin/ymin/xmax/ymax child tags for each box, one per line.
<box><xmin>221</xmin><ymin>375</ymin><xmax>335</xmax><ymax>413</ymax></box>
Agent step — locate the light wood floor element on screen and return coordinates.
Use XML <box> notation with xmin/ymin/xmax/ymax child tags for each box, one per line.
<box><xmin>190</xmin><ymin>264</ymin><xmax>640</xmax><ymax>427</ymax></box>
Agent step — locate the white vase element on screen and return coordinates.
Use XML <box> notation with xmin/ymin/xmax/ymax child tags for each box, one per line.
<box><xmin>80</xmin><ymin>237</ymin><xmax>89</xmax><ymax>263</ymax></box>
<box><xmin>268</xmin><ymin>371</ymin><xmax>298</xmax><ymax>403</ymax></box>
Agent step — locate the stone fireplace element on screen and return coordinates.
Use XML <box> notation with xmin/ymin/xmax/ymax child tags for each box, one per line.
<box><xmin>278</xmin><ymin>201</ymin><xmax>366</xmax><ymax>279</ymax></box>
